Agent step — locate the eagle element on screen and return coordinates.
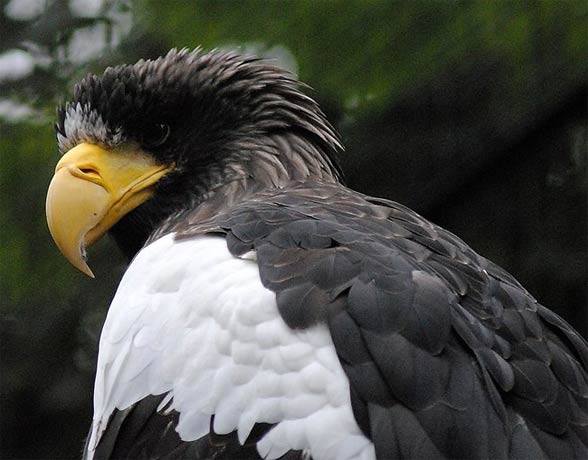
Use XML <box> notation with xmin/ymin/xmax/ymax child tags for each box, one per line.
<box><xmin>45</xmin><ymin>48</ymin><xmax>587</xmax><ymax>460</ymax></box>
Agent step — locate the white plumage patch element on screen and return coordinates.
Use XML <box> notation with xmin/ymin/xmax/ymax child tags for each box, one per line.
<box><xmin>87</xmin><ymin>234</ymin><xmax>375</xmax><ymax>460</ymax></box>
<box><xmin>58</xmin><ymin>103</ymin><xmax>123</xmax><ymax>153</ymax></box>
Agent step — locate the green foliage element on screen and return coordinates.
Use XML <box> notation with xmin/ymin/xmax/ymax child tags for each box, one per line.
<box><xmin>135</xmin><ymin>0</ymin><xmax>587</xmax><ymax>117</ymax></box>
<box><xmin>1</xmin><ymin>124</ymin><xmax>64</xmax><ymax>307</ymax></box>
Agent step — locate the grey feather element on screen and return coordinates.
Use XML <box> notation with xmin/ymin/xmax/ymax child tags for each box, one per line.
<box><xmin>176</xmin><ymin>182</ymin><xmax>588</xmax><ymax>459</ymax></box>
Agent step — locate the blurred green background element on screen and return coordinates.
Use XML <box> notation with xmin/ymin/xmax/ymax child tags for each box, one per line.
<box><xmin>1</xmin><ymin>1</ymin><xmax>586</xmax><ymax>458</ymax></box>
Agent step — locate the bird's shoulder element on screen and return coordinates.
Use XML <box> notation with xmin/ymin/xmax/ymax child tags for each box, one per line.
<box><xmin>89</xmin><ymin>233</ymin><xmax>374</xmax><ymax>460</ymax></box>
<box><xmin>176</xmin><ymin>181</ymin><xmax>588</xmax><ymax>460</ymax></box>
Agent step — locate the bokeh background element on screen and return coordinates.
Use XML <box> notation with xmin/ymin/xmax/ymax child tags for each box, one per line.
<box><xmin>1</xmin><ymin>1</ymin><xmax>586</xmax><ymax>458</ymax></box>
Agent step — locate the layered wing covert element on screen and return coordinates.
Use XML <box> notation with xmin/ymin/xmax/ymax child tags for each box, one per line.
<box><xmin>177</xmin><ymin>182</ymin><xmax>588</xmax><ymax>460</ymax></box>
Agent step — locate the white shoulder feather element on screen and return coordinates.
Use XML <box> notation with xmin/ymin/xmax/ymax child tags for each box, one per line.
<box><xmin>87</xmin><ymin>234</ymin><xmax>375</xmax><ymax>460</ymax></box>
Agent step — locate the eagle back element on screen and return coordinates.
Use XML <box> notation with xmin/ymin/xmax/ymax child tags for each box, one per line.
<box><xmin>176</xmin><ymin>181</ymin><xmax>588</xmax><ymax>460</ymax></box>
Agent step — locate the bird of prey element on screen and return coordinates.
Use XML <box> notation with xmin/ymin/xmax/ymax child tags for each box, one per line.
<box><xmin>45</xmin><ymin>48</ymin><xmax>587</xmax><ymax>460</ymax></box>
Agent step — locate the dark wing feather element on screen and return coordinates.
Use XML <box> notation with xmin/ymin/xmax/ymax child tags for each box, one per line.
<box><xmin>85</xmin><ymin>394</ymin><xmax>308</xmax><ymax>460</ymax></box>
<box><xmin>177</xmin><ymin>181</ymin><xmax>588</xmax><ymax>460</ymax></box>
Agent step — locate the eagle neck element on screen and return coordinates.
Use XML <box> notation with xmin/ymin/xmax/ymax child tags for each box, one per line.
<box><xmin>231</xmin><ymin>130</ymin><xmax>342</xmax><ymax>187</ymax></box>
<box><xmin>111</xmin><ymin>129</ymin><xmax>342</xmax><ymax>260</ymax></box>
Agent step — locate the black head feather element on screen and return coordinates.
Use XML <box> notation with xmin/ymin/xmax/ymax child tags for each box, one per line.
<box><xmin>56</xmin><ymin>48</ymin><xmax>344</xmax><ymax>258</ymax></box>
<box><xmin>56</xmin><ymin>48</ymin><xmax>342</xmax><ymax>173</ymax></box>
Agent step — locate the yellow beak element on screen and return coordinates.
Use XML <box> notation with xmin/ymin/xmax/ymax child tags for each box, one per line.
<box><xmin>46</xmin><ymin>142</ymin><xmax>173</xmax><ymax>277</ymax></box>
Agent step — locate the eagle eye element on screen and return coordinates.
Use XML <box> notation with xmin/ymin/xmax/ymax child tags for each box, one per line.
<box><xmin>142</xmin><ymin>123</ymin><xmax>170</xmax><ymax>149</ymax></box>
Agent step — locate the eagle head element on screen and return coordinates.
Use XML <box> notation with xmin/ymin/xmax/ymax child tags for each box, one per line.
<box><xmin>46</xmin><ymin>48</ymin><xmax>342</xmax><ymax>276</ymax></box>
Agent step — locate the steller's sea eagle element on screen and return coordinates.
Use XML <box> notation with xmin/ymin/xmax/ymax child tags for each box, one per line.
<box><xmin>45</xmin><ymin>48</ymin><xmax>588</xmax><ymax>460</ymax></box>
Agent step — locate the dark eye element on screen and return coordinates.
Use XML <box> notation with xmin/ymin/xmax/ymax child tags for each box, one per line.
<box><xmin>142</xmin><ymin>122</ymin><xmax>170</xmax><ymax>148</ymax></box>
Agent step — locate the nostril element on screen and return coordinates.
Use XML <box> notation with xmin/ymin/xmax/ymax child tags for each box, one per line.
<box><xmin>79</xmin><ymin>167</ymin><xmax>101</xmax><ymax>179</ymax></box>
